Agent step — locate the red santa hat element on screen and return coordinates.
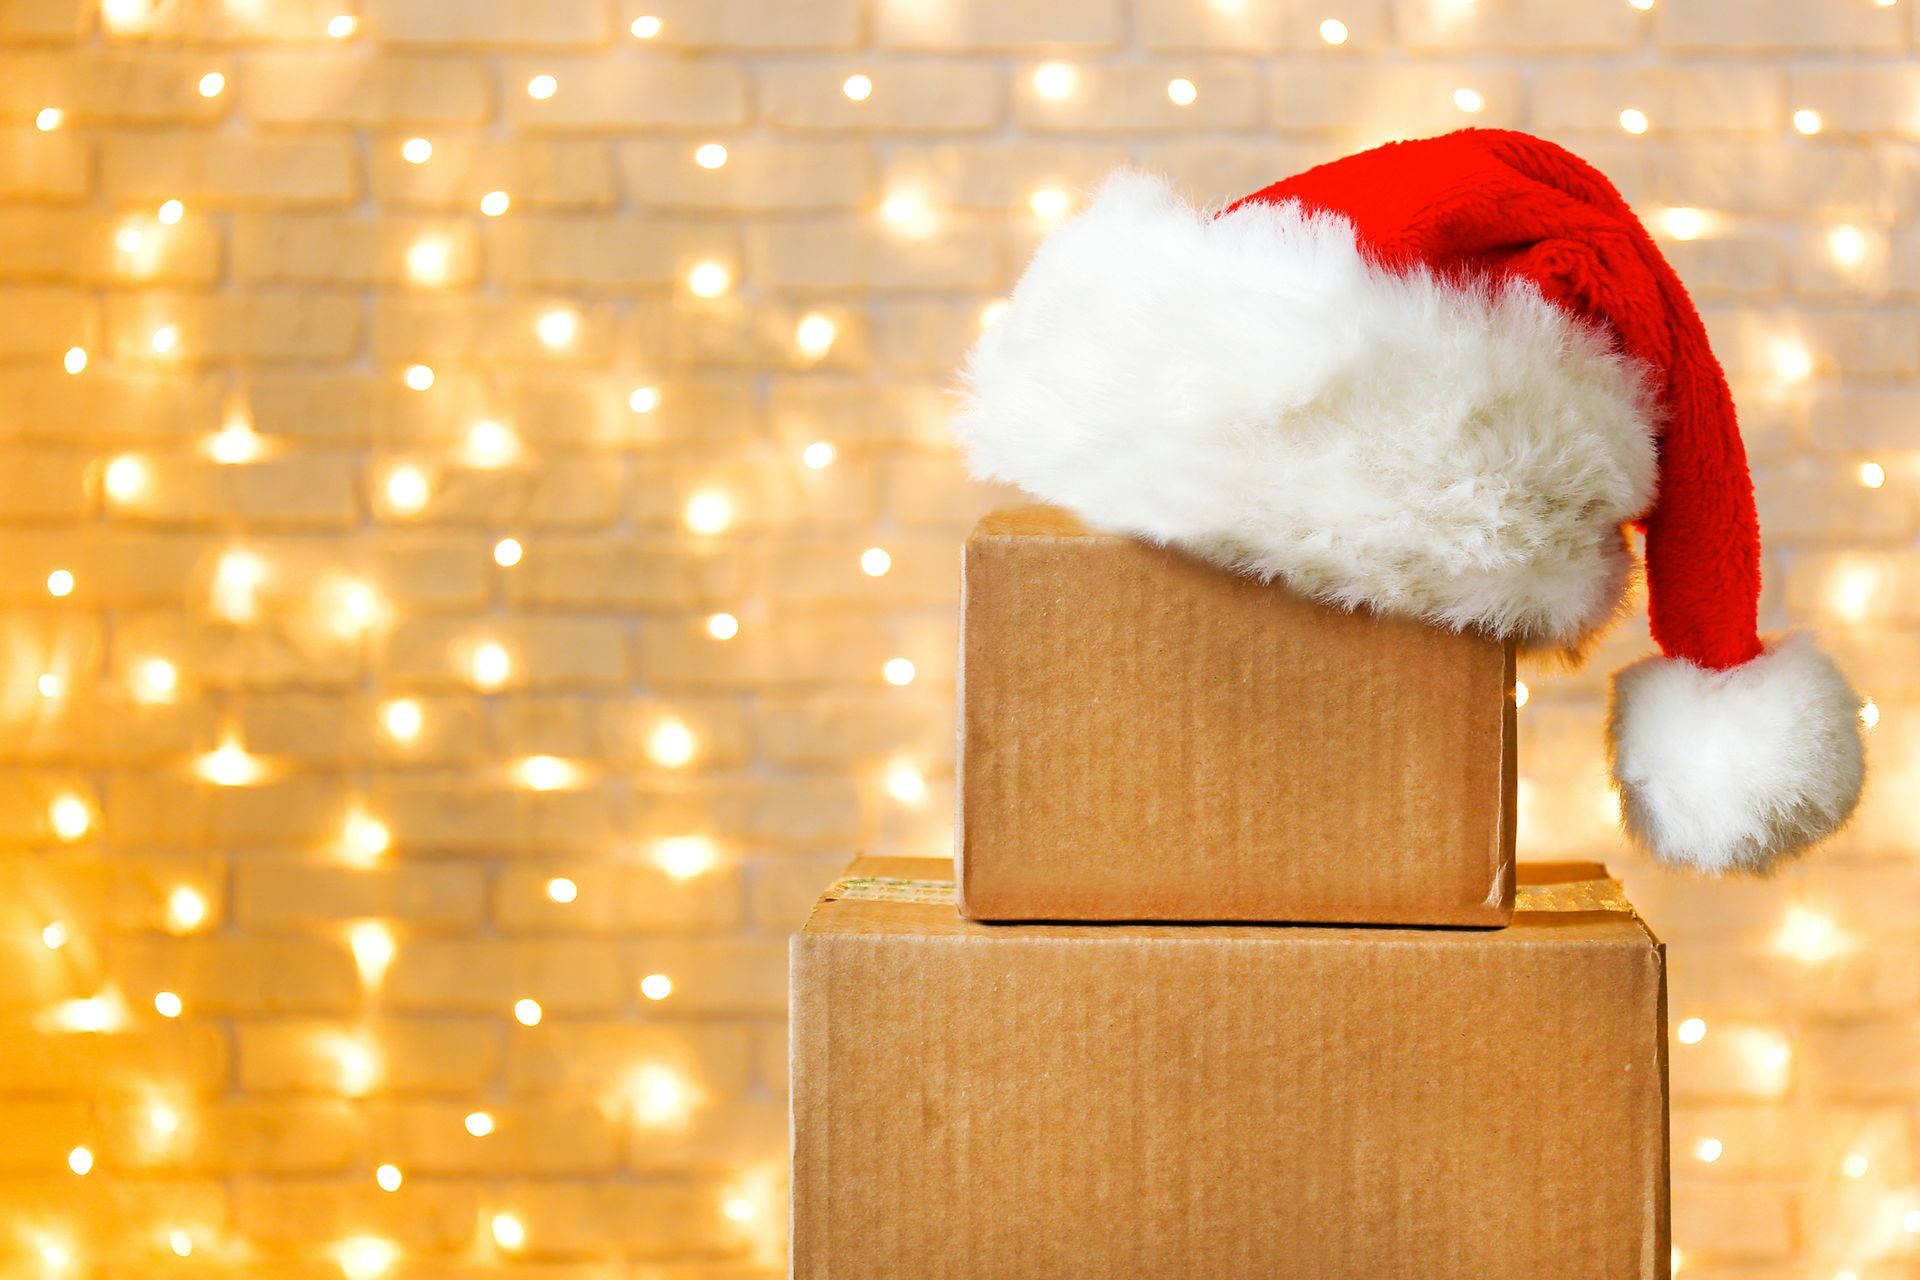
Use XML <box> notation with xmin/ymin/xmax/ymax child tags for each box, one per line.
<box><xmin>955</xmin><ymin>128</ymin><xmax>1865</xmax><ymax>875</ymax></box>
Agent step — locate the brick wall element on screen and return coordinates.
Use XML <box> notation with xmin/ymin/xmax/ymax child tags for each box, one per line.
<box><xmin>1</xmin><ymin>0</ymin><xmax>1916</xmax><ymax>1275</ymax></box>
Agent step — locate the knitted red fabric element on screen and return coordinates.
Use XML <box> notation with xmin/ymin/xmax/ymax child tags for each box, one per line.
<box><xmin>1231</xmin><ymin>128</ymin><xmax>1764</xmax><ymax>672</ymax></box>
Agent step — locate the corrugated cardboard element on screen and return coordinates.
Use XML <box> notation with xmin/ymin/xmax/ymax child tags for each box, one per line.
<box><xmin>959</xmin><ymin>507</ymin><xmax>1517</xmax><ymax>924</ymax></box>
<box><xmin>791</xmin><ymin>857</ymin><xmax>1670</xmax><ymax>1280</ymax></box>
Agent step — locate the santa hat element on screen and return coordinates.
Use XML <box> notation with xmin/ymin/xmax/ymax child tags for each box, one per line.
<box><xmin>955</xmin><ymin>128</ymin><xmax>1865</xmax><ymax>875</ymax></box>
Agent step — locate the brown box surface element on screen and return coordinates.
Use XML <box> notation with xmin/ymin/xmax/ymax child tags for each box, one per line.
<box><xmin>791</xmin><ymin>857</ymin><xmax>1670</xmax><ymax>1280</ymax></box>
<box><xmin>959</xmin><ymin>507</ymin><xmax>1517</xmax><ymax>924</ymax></box>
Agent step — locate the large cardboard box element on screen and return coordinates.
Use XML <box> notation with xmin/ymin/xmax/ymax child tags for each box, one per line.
<box><xmin>791</xmin><ymin>857</ymin><xmax>1669</xmax><ymax>1279</ymax></box>
<box><xmin>959</xmin><ymin>507</ymin><xmax>1517</xmax><ymax>925</ymax></box>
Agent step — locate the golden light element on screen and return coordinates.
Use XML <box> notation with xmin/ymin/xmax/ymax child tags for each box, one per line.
<box><xmin>198</xmin><ymin>72</ymin><xmax>226</xmax><ymax>98</ymax></box>
<box><xmin>629</xmin><ymin>385</ymin><xmax>661</xmax><ymax>413</ymax></box>
<box><xmin>39</xmin><ymin>1242</ymin><xmax>71</xmax><ymax>1272</ymax></box>
<box><xmin>332</xmin><ymin>1038</ymin><xmax>380</xmax><ymax>1102</ymax></box>
<box><xmin>706</xmin><ymin>612</ymin><xmax>740</xmax><ymax>640</ymax></box>
<box><xmin>465</xmin><ymin>419</ymin><xmax>518</xmax><ymax>466</ymax></box>
<box><xmin>47</xmin><ymin>568</ymin><xmax>74</xmax><ymax>598</ymax></box>
<box><xmin>168</xmin><ymin>1229</ymin><xmax>193</xmax><ymax>1258</ymax></box>
<box><xmin>723</xmin><ymin>1195</ymin><xmax>757</xmax><ymax>1223</ymax></box>
<box><xmin>347</xmin><ymin>920</ymin><xmax>397</xmax><ymax>985</ymax></box>
<box><xmin>631</xmin><ymin>14</ymin><xmax>662</xmax><ymax>37</ymax></box>
<box><xmin>631</xmin><ymin>1063</ymin><xmax>692</xmax><ymax>1125</ymax></box>
<box><xmin>403</xmin><ymin>363</ymin><xmax>435</xmax><ymax>390</ymax></box>
<box><xmin>546</xmin><ymin>876</ymin><xmax>578</xmax><ymax>904</ymax></box>
<box><xmin>153</xmin><ymin>991</ymin><xmax>183</xmax><ymax>1018</ymax></box>
<box><xmin>1829</xmin><ymin>561</ymin><xmax>1883</xmax><ymax>623</ymax></box>
<box><xmin>842</xmin><ymin>74</ymin><xmax>873</xmax><ymax>102</ymax></box>
<box><xmin>375</xmin><ymin>1164</ymin><xmax>403</xmax><ymax>1192</ymax></box>
<box><xmin>1453</xmin><ymin>87</ymin><xmax>1484</xmax><ymax>113</ymax></box>
<box><xmin>401</xmin><ymin>137</ymin><xmax>433</xmax><ymax>164</ymax></box>
<box><xmin>330</xmin><ymin>578</ymin><xmax>384</xmax><ymax>637</ymax></box>
<box><xmin>464</xmin><ymin>1110</ymin><xmax>494</xmax><ymax>1137</ymax></box>
<box><xmin>471</xmin><ymin>641</ymin><xmax>511</xmax><ymax>689</ymax></box>
<box><xmin>885</xmin><ymin>759</ymin><xmax>928</xmax><ymax>805</ymax></box>
<box><xmin>684</xmin><ymin>490</ymin><xmax>732</xmax><ymax>534</ymax></box>
<box><xmin>860</xmin><ymin>546</ymin><xmax>891</xmax><ymax>576</ymax></box>
<box><xmin>1860</xmin><ymin>698</ymin><xmax>1880</xmax><ymax>729</ymax></box>
<box><xmin>493</xmin><ymin>537</ymin><xmax>524</xmax><ymax>567</ymax></box>
<box><xmin>336</xmin><ymin>1235</ymin><xmax>398</xmax><ymax>1280</ymax></box>
<box><xmin>1693</xmin><ymin>1137</ymin><xmax>1723</xmax><ymax>1163</ymax></box>
<box><xmin>1166</xmin><ymin>77</ymin><xmax>1198</xmax><ymax>106</ymax></box>
<box><xmin>116</xmin><ymin>225</ymin><xmax>145</xmax><ymax>254</ymax></box>
<box><xmin>67</xmin><ymin>1146</ymin><xmax>92</xmax><ymax>1176</ymax></box>
<box><xmin>1776</xmin><ymin>905</ymin><xmax>1847</xmax><ymax>961</ymax></box>
<box><xmin>695</xmin><ymin>142</ymin><xmax>729</xmax><ymax>169</ymax></box>
<box><xmin>1793</xmin><ymin>108</ymin><xmax>1823</xmax><ymax>136</ymax></box>
<box><xmin>1619</xmin><ymin>107</ymin><xmax>1649</xmax><ymax>135</ymax></box>
<box><xmin>101</xmin><ymin>0</ymin><xmax>150</xmax><ymax>29</ymax></box>
<box><xmin>1772</xmin><ymin>339</ymin><xmax>1813</xmax><ymax>383</ymax></box>
<box><xmin>647</xmin><ymin>719</ymin><xmax>696</xmax><ymax>768</ymax></box>
<box><xmin>490</xmin><ymin>1213</ymin><xmax>527</xmax><ymax>1251</ymax></box>
<box><xmin>980</xmin><ymin>300</ymin><xmax>1008</xmax><ymax>329</ymax></box>
<box><xmin>1842</xmin><ymin>1152</ymin><xmax>1869</xmax><ymax>1178</ymax></box>
<box><xmin>518</xmin><ymin>754</ymin><xmax>579</xmax><ymax>791</ymax></box>
<box><xmin>883</xmin><ymin>658</ymin><xmax>916</xmax><ymax>687</ymax></box>
<box><xmin>535</xmin><ymin>307</ymin><xmax>579</xmax><ymax>349</ymax></box>
<box><xmin>212</xmin><ymin>547</ymin><xmax>267</xmax><ymax>620</ymax></box>
<box><xmin>1676</xmin><ymin>1017</ymin><xmax>1706</xmax><ymax>1044</ymax></box>
<box><xmin>655</xmin><ymin>835</ymin><xmax>717</xmax><ymax>881</ymax></box>
<box><xmin>1829</xmin><ymin>224</ymin><xmax>1868</xmax><ymax>267</ymax></box>
<box><xmin>1658</xmin><ymin>206</ymin><xmax>1714</xmax><ymax>241</ymax></box>
<box><xmin>802</xmin><ymin>441</ymin><xmax>835</xmax><ymax>469</ymax></box>
<box><xmin>1319</xmin><ymin>17</ymin><xmax>1350</xmax><ymax>44</ymax></box>
<box><xmin>1033</xmin><ymin>62</ymin><xmax>1076</xmax><ymax>100</ymax></box>
<box><xmin>380</xmin><ymin>697</ymin><xmax>423</xmax><ymax>743</ymax></box>
<box><xmin>795</xmin><ymin>312</ymin><xmax>838</xmax><ymax>359</ymax></box>
<box><xmin>385</xmin><ymin>464</ymin><xmax>430</xmax><ymax>513</ymax></box>
<box><xmin>327</xmin><ymin>13</ymin><xmax>357</xmax><ymax>37</ymax></box>
<box><xmin>405</xmin><ymin>236</ymin><xmax>452</xmax><ymax>286</ymax></box>
<box><xmin>881</xmin><ymin>192</ymin><xmax>921</xmax><ymax>224</ymax></box>
<box><xmin>512</xmin><ymin>998</ymin><xmax>543</xmax><ymax>1027</ymax></box>
<box><xmin>1512</xmin><ymin>679</ymin><xmax>1529</xmax><ymax>709</ymax></box>
<box><xmin>48</xmin><ymin>994</ymin><xmax>126</xmax><ymax>1033</ymax></box>
<box><xmin>36</xmin><ymin>107</ymin><xmax>63</xmax><ymax>131</ymax></box>
<box><xmin>157</xmin><ymin>198</ymin><xmax>184</xmax><ymax>225</ymax></box>
<box><xmin>166</xmin><ymin>885</ymin><xmax>209</xmax><ymax>933</ymax></box>
<box><xmin>687</xmin><ymin>260</ymin><xmax>731</xmax><ymax>297</ymax></box>
<box><xmin>1629</xmin><ymin>0</ymin><xmax>1654</xmax><ymax>9</ymax></box>
<box><xmin>64</xmin><ymin>346</ymin><xmax>87</xmax><ymax>374</ymax></box>
<box><xmin>480</xmin><ymin>190</ymin><xmax>510</xmax><ymax>217</ymax></box>
<box><xmin>641</xmin><ymin>972</ymin><xmax>673</xmax><ymax>1001</ymax></box>
<box><xmin>346</xmin><ymin>811</ymin><xmax>391</xmax><ymax>861</ymax></box>
<box><xmin>151</xmin><ymin>324</ymin><xmax>180</xmax><ymax>354</ymax></box>
<box><xmin>50</xmin><ymin>792</ymin><xmax>91</xmax><ymax>842</ymax></box>
<box><xmin>1029</xmin><ymin>187</ymin><xmax>1070</xmax><ymax>219</ymax></box>
<box><xmin>1859</xmin><ymin>460</ymin><xmax>1886</xmax><ymax>489</ymax></box>
<box><xmin>37</xmin><ymin>672</ymin><xmax>63</xmax><ymax>699</ymax></box>
<box><xmin>198</xmin><ymin>740</ymin><xmax>264</xmax><ymax>787</ymax></box>
<box><xmin>41</xmin><ymin>922</ymin><xmax>68</xmax><ymax>949</ymax></box>
<box><xmin>526</xmin><ymin>73</ymin><xmax>558</xmax><ymax>100</ymax></box>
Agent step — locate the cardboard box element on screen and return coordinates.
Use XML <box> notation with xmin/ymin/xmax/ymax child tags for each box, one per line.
<box><xmin>791</xmin><ymin>857</ymin><xmax>1670</xmax><ymax>1280</ymax></box>
<box><xmin>959</xmin><ymin>507</ymin><xmax>1517</xmax><ymax>925</ymax></box>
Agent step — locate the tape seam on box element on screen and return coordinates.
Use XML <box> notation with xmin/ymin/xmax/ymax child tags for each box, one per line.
<box><xmin>825</xmin><ymin>875</ymin><xmax>1631</xmax><ymax>915</ymax></box>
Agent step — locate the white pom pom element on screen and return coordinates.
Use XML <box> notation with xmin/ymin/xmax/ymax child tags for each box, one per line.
<box><xmin>1607</xmin><ymin>634</ymin><xmax>1866</xmax><ymax>874</ymax></box>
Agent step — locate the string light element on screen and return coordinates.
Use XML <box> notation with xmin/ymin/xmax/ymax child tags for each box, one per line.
<box><xmin>148</xmin><ymin>1101</ymin><xmax>181</xmax><ymax>1136</ymax></box>
<box><xmin>207</xmin><ymin>417</ymin><xmax>262</xmax><ymax>464</ymax></box>
<box><xmin>403</xmin><ymin>363</ymin><xmax>434</xmax><ymax>391</ymax></box>
<box><xmin>101</xmin><ymin>0</ymin><xmax>148</xmax><ymax>29</ymax></box>
<box><xmin>980</xmin><ymin>301</ymin><xmax>1008</xmax><ymax>329</ymax></box>
<box><xmin>385</xmin><ymin>465</ymin><xmax>430</xmax><ymax>513</ymax></box>
<box><xmin>50</xmin><ymin>792</ymin><xmax>91</xmax><ymax>842</ymax></box>
<box><xmin>1166</xmin><ymin>78</ymin><xmax>1198</xmax><ymax>106</ymax></box>
<box><xmin>157</xmin><ymin>198</ymin><xmax>184</xmax><ymax>224</ymax></box>
<box><xmin>647</xmin><ymin>720</ymin><xmax>696</xmax><ymax>768</ymax></box>
<box><xmin>535</xmin><ymin>308</ymin><xmax>578</xmax><ymax>349</ymax></box>
<box><xmin>1319</xmin><ymin>18</ymin><xmax>1350</xmax><ymax>44</ymax></box>
<box><xmin>1858</xmin><ymin>461</ymin><xmax>1885</xmax><ymax>489</ymax></box>
<box><xmin>706</xmin><ymin>612</ymin><xmax>740</xmax><ymax>640</ymax></box>
<box><xmin>347</xmin><ymin>921</ymin><xmax>397</xmax><ymax>984</ymax></box>
<box><xmin>1619</xmin><ymin>108</ymin><xmax>1649</xmax><ymax>135</ymax></box>
<box><xmin>1033</xmin><ymin>62</ymin><xmax>1076</xmax><ymax>99</ymax></box>
<box><xmin>63</xmin><ymin>346</ymin><xmax>87</xmax><ymax>374</ymax></box>
<box><xmin>1453</xmin><ymin>87</ymin><xmax>1484</xmax><ymax>113</ymax></box>
<box><xmin>687</xmin><ymin>260</ymin><xmax>731</xmax><ymax>297</ymax></box>
<box><xmin>629</xmin><ymin>386</ymin><xmax>661</xmax><ymax>413</ymax></box>
<box><xmin>326</xmin><ymin>13</ymin><xmax>356</xmax><ymax>37</ymax></box>
<box><xmin>1829</xmin><ymin>561</ymin><xmax>1882</xmax><ymax>623</ymax></box>
<box><xmin>654</xmin><ymin>835</ymin><xmax>716</xmax><ymax>880</ymax></box>
<box><xmin>685</xmin><ymin>490</ymin><xmax>732</xmax><ymax>534</ymax></box>
<box><xmin>471</xmin><ymin>642</ymin><xmax>511</xmax><ymax>690</ymax></box>
<box><xmin>1860</xmin><ymin>698</ymin><xmax>1880</xmax><ymax>729</ymax></box>
<box><xmin>885</xmin><ymin>759</ymin><xmax>928</xmax><ymax>805</ymax></box>
<box><xmin>883</xmin><ymin>658</ymin><xmax>916</xmax><ymax>686</ymax></box>
<box><xmin>882</xmin><ymin>193</ymin><xmax>921</xmax><ymax>224</ymax></box>
<box><xmin>1792</xmin><ymin>109</ymin><xmax>1822</xmax><ymax>136</ymax></box>
<box><xmin>631</xmin><ymin>1064</ymin><xmax>691</xmax><ymax>1125</ymax></box>
<box><xmin>1512</xmin><ymin>680</ymin><xmax>1530</xmax><ymax>709</ymax></box>
<box><xmin>518</xmin><ymin>755</ymin><xmax>578</xmax><ymax>791</ymax></box>
<box><xmin>464</xmin><ymin>1111</ymin><xmax>494</xmax><ymax>1137</ymax></box>
<box><xmin>47</xmin><ymin>568</ymin><xmax>74</xmax><ymax>597</ymax></box>
<box><xmin>41</xmin><ymin>923</ymin><xmax>68</xmax><ymax>950</ymax></box>
<box><xmin>490</xmin><ymin>1213</ymin><xmax>527</xmax><ymax>1251</ymax></box>
<box><xmin>1776</xmin><ymin>905</ymin><xmax>1845</xmax><ymax>962</ymax></box>
<box><xmin>381</xmin><ymin>698</ymin><xmax>423</xmax><ymax>743</ymax></box>
<box><xmin>1693</xmin><ymin>1137</ymin><xmax>1723</xmax><ymax>1163</ymax></box>
<box><xmin>375</xmin><ymin>1164</ymin><xmax>403</xmax><ymax>1192</ymax></box>
<box><xmin>405</xmin><ymin>236</ymin><xmax>452</xmax><ymax>286</ymax></box>
<box><xmin>1628</xmin><ymin>0</ymin><xmax>1654</xmax><ymax>9</ymax></box>
<box><xmin>795</xmin><ymin>313</ymin><xmax>838</xmax><ymax>359</ymax></box>
<box><xmin>512</xmin><ymin>998</ymin><xmax>543</xmax><ymax>1027</ymax></box>
<box><xmin>842</xmin><ymin>74</ymin><xmax>873</xmax><ymax>102</ymax></box>
<box><xmin>1676</xmin><ymin>1017</ymin><xmax>1706</xmax><ymax>1044</ymax></box>
<box><xmin>1772</xmin><ymin>339</ymin><xmax>1813</xmax><ymax>383</ymax></box>
<box><xmin>36</xmin><ymin>107</ymin><xmax>62</xmax><ymax>131</ymax></box>
<box><xmin>402</xmin><ymin>137</ymin><xmax>432</xmax><ymax>164</ymax></box>
<box><xmin>38</xmin><ymin>673</ymin><xmax>63</xmax><ymax>699</ymax></box>
<box><xmin>116</xmin><ymin>225</ymin><xmax>145</xmax><ymax>255</ymax></box>
<box><xmin>1658</xmin><ymin>207</ymin><xmax>1713</xmax><ymax>241</ymax></box>
<box><xmin>695</xmin><ymin>143</ymin><xmax>728</xmax><ymax>169</ymax></box>
<box><xmin>1841</xmin><ymin>1152</ymin><xmax>1868</xmax><ymax>1178</ymax></box>
<box><xmin>1828</xmin><ymin>225</ymin><xmax>1867</xmax><ymax>267</ymax></box>
<box><xmin>347</xmin><ymin>811</ymin><xmax>391</xmax><ymax>860</ymax></box>
<box><xmin>199</xmin><ymin>740</ymin><xmax>264</xmax><ymax>786</ymax></box>
<box><xmin>641</xmin><ymin>973</ymin><xmax>673</xmax><ymax>1000</ymax></box>
<box><xmin>166</xmin><ymin>885</ymin><xmax>209</xmax><ymax>933</ymax></box>
<box><xmin>802</xmin><ymin>441</ymin><xmax>836</xmax><ymax>469</ymax></box>
<box><xmin>67</xmin><ymin>1146</ymin><xmax>93</xmax><ymax>1176</ymax></box>
<box><xmin>40</xmin><ymin>1242</ymin><xmax>71</xmax><ymax>1271</ymax></box>
<box><xmin>150</xmin><ymin>324</ymin><xmax>179</xmax><ymax>354</ymax></box>
<box><xmin>493</xmin><ymin>537</ymin><xmax>523</xmax><ymax>567</ymax></box>
<box><xmin>153</xmin><ymin>991</ymin><xmax>183</xmax><ymax>1018</ymax></box>
<box><xmin>465</xmin><ymin>419</ymin><xmax>518</xmax><ymax>466</ymax></box>
<box><xmin>480</xmin><ymin>190</ymin><xmax>510</xmax><ymax>217</ymax></box>
<box><xmin>631</xmin><ymin>14</ymin><xmax>662</xmax><ymax>37</ymax></box>
<box><xmin>526</xmin><ymin>74</ymin><xmax>557</xmax><ymax>100</ymax></box>
<box><xmin>198</xmin><ymin>72</ymin><xmax>226</xmax><ymax>98</ymax></box>
<box><xmin>168</xmin><ymin>1230</ymin><xmax>193</xmax><ymax>1258</ymax></box>
<box><xmin>1029</xmin><ymin>187</ymin><xmax>1070</xmax><ymax>219</ymax></box>
<box><xmin>723</xmin><ymin>1195</ymin><xmax>756</xmax><ymax>1223</ymax></box>
<box><xmin>860</xmin><ymin>547</ymin><xmax>891</xmax><ymax>576</ymax></box>
<box><xmin>546</xmin><ymin>877</ymin><xmax>578</xmax><ymax>904</ymax></box>
<box><xmin>337</xmin><ymin>1236</ymin><xmax>398</xmax><ymax>1280</ymax></box>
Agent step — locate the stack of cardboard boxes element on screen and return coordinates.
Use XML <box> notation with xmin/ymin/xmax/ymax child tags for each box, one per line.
<box><xmin>792</xmin><ymin>508</ymin><xmax>1671</xmax><ymax>1278</ymax></box>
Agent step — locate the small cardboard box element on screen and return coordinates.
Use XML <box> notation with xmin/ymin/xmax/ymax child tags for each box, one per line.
<box><xmin>959</xmin><ymin>507</ymin><xmax>1517</xmax><ymax>925</ymax></box>
<box><xmin>791</xmin><ymin>857</ymin><xmax>1670</xmax><ymax>1280</ymax></box>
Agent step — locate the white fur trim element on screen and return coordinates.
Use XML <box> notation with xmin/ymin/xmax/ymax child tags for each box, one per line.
<box><xmin>1608</xmin><ymin>635</ymin><xmax>1866</xmax><ymax>874</ymax></box>
<box><xmin>956</xmin><ymin>170</ymin><xmax>1660</xmax><ymax>646</ymax></box>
